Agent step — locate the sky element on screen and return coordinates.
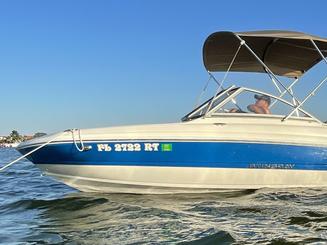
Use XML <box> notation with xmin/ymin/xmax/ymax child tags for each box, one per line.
<box><xmin>1</xmin><ymin>0</ymin><xmax>327</xmax><ymax>135</ymax></box>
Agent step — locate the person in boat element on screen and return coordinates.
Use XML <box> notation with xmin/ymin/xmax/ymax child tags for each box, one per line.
<box><xmin>247</xmin><ymin>94</ymin><xmax>271</xmax><ymax>114</ymax></box>
<box><xmin>229</xmin><ymin>94</ymin><xmax>271</xmax><ymax>114</ymax></box>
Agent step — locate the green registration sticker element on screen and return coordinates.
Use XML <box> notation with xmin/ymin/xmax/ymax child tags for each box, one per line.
<box><xmin>161</xmin><ymin>143</ymin><xmax>172</xmax><ymax>152</ymax></box>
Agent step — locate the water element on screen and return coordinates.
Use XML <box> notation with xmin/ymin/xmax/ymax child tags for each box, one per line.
<box><xmin>1</xmin><ymin>148</ymin><xmax>327</xmax><ymax>244</ymax></box>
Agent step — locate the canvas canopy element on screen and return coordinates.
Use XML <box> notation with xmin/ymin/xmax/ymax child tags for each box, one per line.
<box><xmin>203</xmin><ymin>30</ymin><xmax>327</xmax><ymax>78</ymax></box>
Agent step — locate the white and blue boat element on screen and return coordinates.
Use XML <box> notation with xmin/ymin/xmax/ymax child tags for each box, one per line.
<box><xmin>17</xmin><ymin>30</ymin><xmax>327</xmax><ymax>194</ymax></box>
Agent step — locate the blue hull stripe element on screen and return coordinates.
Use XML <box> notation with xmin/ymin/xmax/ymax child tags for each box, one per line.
<box><xmin>18</xmin><ymin>141</ymin><xmax>327</xmax><ymax>171</ymax></box>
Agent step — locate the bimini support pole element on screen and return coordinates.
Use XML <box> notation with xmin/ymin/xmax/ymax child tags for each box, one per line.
<box><xmin>283</xmin><ymin>75</ymin><xmax>327</xmax><ymax>121</ymax></box>
<box><xmin>266</xmin><ymin>70</ymin><xmax>283</xmax><ymax>94</ymax></box>
<box><xmin>195</xmin><ymin>69</ymin><xmax>237</xmax><ymax>109</ymax></box>
<box><xmin>204</xmin><ymin>42</ymin><xmax>243</xmax><ymax>115</ymax></box>
<box><xmin>283</xmin><ymin>40</ymin><xmax>327</xmax><ymax>121</ymax></box>
<box><xmin>311</xmin><ymin>40</ymin><xmax>327</xmax><ymax>65</ymax></box>
<box><xmin>270</xmin><ymin>78</ymin><xmax>300</xmax><ymax>108</ymax></box>
<box><xmin>208</xmin><ymin>72</ymin><xmax>242</xmax><ymax>111</ymax></box>
<box><xmin>233</xmin><ymin>34</ymin><xmax>300</xmax><ymax>102</ymax></box>
<box><xmin>289</xmin><ymin>87</ymin><xmax>299</xmax><ymax>117</ymax></box>
<box><xmin>194</xmin><ymin>76</ymin><xmax>212</xmax><ymax>108</ymax></box>
<box><xmin>208</xmin><ymin>71</ymin><xmax>223</xmax><ymax>87</ymax></box>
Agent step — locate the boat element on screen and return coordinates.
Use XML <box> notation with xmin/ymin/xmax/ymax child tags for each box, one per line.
<box><xmin>17</xmin><ymin>30</ymin><xmax>327</xmax><ymax>194</ymax></box>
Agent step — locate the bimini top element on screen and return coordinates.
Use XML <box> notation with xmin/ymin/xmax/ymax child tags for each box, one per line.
<box><xmin>203</xmin><ymin>30</ymin><xmax>327</xmax><ymax>78</ymax></box>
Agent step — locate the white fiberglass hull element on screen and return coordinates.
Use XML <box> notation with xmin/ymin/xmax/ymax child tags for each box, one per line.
<box><xmin>38</xmin><ymin>164</ymin><xmax>327</xmax><ymax>194</ymax></box>
<box><xmin>18</xmin><ymin>115</ymin><xmax>327</xmax><ymax>194</ymax></box>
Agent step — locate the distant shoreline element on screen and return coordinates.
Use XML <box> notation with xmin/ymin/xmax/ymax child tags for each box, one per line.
<box><xmin>0</xmin><ymin>131</ymin><xmax>46</xmax><ymax>149</ymax></box>
<box><xmin>0</xmin><ymin>143</ymin><xmax>19</xmax><ymax>148</ymax></box>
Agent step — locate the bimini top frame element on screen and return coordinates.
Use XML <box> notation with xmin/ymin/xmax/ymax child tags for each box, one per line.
<box><xmin>203</xmin><ymin>30</ymin><xmax>327</xmax><ymax>78</ymax></box>
<box><xmin>200</xmin><ymin>30</ymin><xmax>327</xmax><ymax>123</ymax></box>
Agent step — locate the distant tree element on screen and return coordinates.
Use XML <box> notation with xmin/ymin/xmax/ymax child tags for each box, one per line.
<box><xmin>33</xmin><ymin>132</ymin><xmax>47</xmax><ymax>138</ymax></box>
<box><xmin>7</xmin><ymin>130</ymin><xmax>23</xmax><ymax>143</ymax></box>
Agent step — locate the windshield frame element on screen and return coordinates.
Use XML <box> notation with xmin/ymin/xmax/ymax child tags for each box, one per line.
<box><xmin>182</xmin><ymin>86</ymin><xmax>239</xmax><ymax>121</ymax></box>
<box><xmin>182</xmin><ymin>86</ymin><xmax>321</xmax><ymax>123</ymax></box>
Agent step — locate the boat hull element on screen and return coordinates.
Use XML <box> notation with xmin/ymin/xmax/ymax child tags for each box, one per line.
<box><xmin>35</xmin><ymin>164</ymin><xmax>327</xmax><ymax>194</ymax></box>
<box><xmin>18</xmin><ymin>139</ymin><xmax>327</xmax><ymax>193</ymax></box>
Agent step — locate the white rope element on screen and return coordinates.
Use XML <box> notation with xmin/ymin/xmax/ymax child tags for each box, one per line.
<box><xmin>0</xmin><ymin>131</ymin><xmax>68</xmax><ymax>172</ymax></box>
<box><xmin>71</xmin><ymin>129</ymin><xmax>85</xmax><ymax>152</ymax></box>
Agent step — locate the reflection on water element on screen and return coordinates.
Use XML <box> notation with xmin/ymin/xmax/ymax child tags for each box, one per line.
<box><xmin>1</xmin><ymin>148</ymin><xmax>327</xmax><ymax>244</ymax></box>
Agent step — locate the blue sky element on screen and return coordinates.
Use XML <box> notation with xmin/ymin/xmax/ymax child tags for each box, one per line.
<box><xmin>1</xmin><ymin>0</ymin><xmax>327</xmax><ymax>135</ymax></box>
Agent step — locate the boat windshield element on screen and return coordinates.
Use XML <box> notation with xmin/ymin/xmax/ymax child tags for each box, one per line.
<box><xmin>182</xmin><ymin>88</ymin><xmax>238</xmax><ymax>121</ymax></box>
<box><xmin>183</xmin><ymin>87</ymin><xmax>313</xmax><ymax>121</ymax></box>
<box><xmin>211</xmin><ymin>88</ymin><xmax>310</xmax><ymax>117</ymax></box>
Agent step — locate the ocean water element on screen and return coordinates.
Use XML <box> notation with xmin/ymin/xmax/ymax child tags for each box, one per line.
<box><xmin>1</xmin><ymin>148</ymin><xmax>327</xmax><ymax>245</ymax></box>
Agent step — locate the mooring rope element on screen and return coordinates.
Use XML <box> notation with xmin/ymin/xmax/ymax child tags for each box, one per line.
<box><xmin>0</xmin><ymin>131</ymin><xmax>69</xmax><ymax>172</ymax></box>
